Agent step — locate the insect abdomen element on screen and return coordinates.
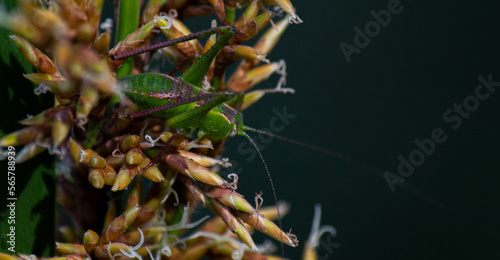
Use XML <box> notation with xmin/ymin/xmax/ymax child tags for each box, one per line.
<box><xmin>119</xmin><ymin>73</ymin><xmax>200</xmax><ymax>118</ymax></box>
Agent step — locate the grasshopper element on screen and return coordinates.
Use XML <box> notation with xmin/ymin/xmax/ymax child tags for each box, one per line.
<box><xmin>114</xmin><ymin>25</ymin><xmax>277</xmax><ymax>171</ymax></box>
<box><xmin>115</xmin><ymin>26</ymin><xmax>259</xmax><ymax>140</ymax></box>
<box><xmin>113</xmin><ymin>23</ymin><xmax>285</xmax><ymax>199</ymax></box>
<box><xmin>112</xmin><ymin>23</ymin><xmax>296</xmax><ymax>252</ymax></box>
<box><xmin>113</xmin><ymin>22</ymin><xmax>388</xmax><ymax>256</ymax></box>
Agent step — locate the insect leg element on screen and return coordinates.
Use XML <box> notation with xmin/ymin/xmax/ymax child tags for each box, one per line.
<box><xmin>140</xmin><ymin>130</ymin><xmax>181</xmax><ymax>175</ymax></box>
<box><xmin>110</xmin><ymin>26</ymin><xmax>235</xmax><ymax>61</ymax></box>
<box><xmin>180</xmin><ymin>26</ymin><xmax>236</xmax><ymax>86</ymax></box>
<box><xmin>119</xmin><ymin>90</ymin><xmax>236</xmax><ymax>120</ymax></box>
<box><xmin>167</xmin><ymin>54</ymin><xmax>201</xmax><ymax>76</ymax></box>
<box><xmin>151</xmin><ymin>130</ymin><xmax>181</xmax><ymax>165</ymax></box>
<box><xmin>166</xmin><ymin>92</ymin><xmax>236</xmax><ymax>129</ymax></box>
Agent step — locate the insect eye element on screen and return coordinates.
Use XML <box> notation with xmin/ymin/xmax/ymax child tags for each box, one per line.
<box><xmin>229</xmin><ymin>127</ymin><xmax>238</xmax><ymax>137</ymax></box>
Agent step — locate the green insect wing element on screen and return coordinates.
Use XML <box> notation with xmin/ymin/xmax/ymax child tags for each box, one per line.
<box><xmin>119</xmin><ymin>73</ymin><xmax>243</xmax><ymax>140</ymax></box>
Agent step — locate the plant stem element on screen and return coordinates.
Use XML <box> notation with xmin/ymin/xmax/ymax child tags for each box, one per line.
<box><xmin>115</xmin><ymin>0</ymin><xmax>140</xmax><ymax>77</ymax></box>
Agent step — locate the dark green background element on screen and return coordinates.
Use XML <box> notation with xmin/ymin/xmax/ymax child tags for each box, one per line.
<box><xmin>2</xmin><ymin>0</ymin><xmax>500</xmax><ymax>259</ymax></box>
<box><xmin>226</xmin><ymin>0</ymin><xmax>500</xmax><ymax>259</ymax></box>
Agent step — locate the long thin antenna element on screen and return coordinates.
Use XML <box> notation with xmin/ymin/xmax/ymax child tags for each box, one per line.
<box><xmin>242</xmin><ymin>126</ymin><xmax>451</xmax><ymax>212</ymax></box>
<box><xmin>242</xmin><ymin>126</ymin><xmax>380</xmax><ymax>174</ymax></box>
<box><xmin>242</xmin><ymin>132</ymin><xmax>285</xmax><ymax>259</ymax></box>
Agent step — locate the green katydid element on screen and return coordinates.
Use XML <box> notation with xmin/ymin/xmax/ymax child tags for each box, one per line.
<box><xmin>114</xmin><ymin>26</ymin><xmax>247</xmax><ymax>139</ymax></box>
<box><xmin>113</xmin><ymin>23</ymin><xmax>410</xmax><ymax>256</ymax></box>
<box><xmin>114</xmin><ymin>26</ymin><xmax>269</xmax><ymax>168</ymax></box>
<box><xmin>113</xmin><ymin>24</ymin><xmax>294</xmax><ymax>252</ymax></box>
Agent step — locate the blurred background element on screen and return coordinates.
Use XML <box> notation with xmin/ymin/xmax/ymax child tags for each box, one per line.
<box><xmin>2</xmin><ymin>0</ymin><xmax>500</xmax><ymax>259</ymax></box>
<box><xmin>227</xmin><ymin>0</ymin><xmax>500</xmax><ymax>258</ymax></box>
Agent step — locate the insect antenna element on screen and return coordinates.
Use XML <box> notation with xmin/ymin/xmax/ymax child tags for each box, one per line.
<box><xmin>242</xmin><ymin>126</ymin><xmax>452</xmax><ymax>211</ymax></box>
<box><xmin>241</xmin><ymin>131</ymin><xmax>286</xmax><ymax>259</ymax></box>
<box><xmin>242</xmin><ymin>126</ymin><xmax>381</xmax><ymax>174</ymax></box>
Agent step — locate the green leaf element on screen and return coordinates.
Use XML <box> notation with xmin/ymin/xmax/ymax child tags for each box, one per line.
<box><xmin>0</xmin><ymin>0</ymin><xmax>55</xmax><ymax>256</ymax></box>
<box><xmin>0</xmin><ymin>159</ymin><xmax>55</xmax><ymax>256</ymax></box>
<box><xmin>115</xmin><ymin>0</ymin><xmax>140</xmax><ymax>77</ymax></box>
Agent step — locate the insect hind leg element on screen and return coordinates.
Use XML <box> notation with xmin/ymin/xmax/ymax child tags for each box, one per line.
<box><xmin>119</xmin><ymin>82</ymin><xmax>236</xmax><ymax>120</ymax></box>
